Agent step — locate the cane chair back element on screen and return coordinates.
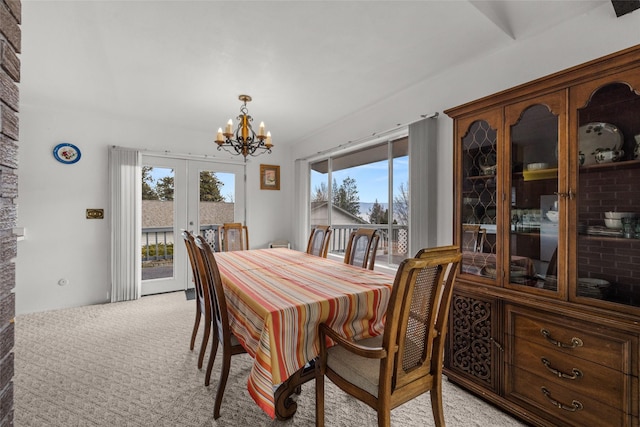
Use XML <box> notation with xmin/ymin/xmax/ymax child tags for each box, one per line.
<box><xmin>344</xmin><ymin>228</ymin><xmax>380</xmax><ymax>270</ymax></box>
<box><xmin>306</xmin><ymin>225</ymin><xmax>332</xmax><ymax>258</ymax></box>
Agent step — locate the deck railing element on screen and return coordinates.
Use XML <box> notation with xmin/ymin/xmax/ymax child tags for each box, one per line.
<box><xmin>142</xmin><ymin>223</ymin><xmax>409</xmax><ymax>265</ymax></box>
<box><xmin>142</xmin><ymin>224</ymin><xmax>221</xmax><ymax>262</ymax></box>
<box><xmin>327</xmin><ymin>224</ymin><xmax>409</xmax><ymax>265</ymax></box>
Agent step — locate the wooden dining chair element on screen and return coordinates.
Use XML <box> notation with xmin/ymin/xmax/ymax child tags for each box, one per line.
<box><xmin>343</xmin><ymin>228</ymin><xmax>380</xmax><ymax>270</ymax></box>
<box><xmin>316</xmin><ymin>245</ymin><xmax>461</xmax><ymax>427</ymax></box>
<box><xmin>193</xmin><ymin>235</ymin><xmax>247</xmax><ymax>419</ymax></box>
<box><xmin>181</xmin><ymin>230</ymin><xmax>211</xmax><ymax>370</ymax></box>
<box><xmin>462</xmin><ymin>224</ymin><xmax>485</xmax><ymax>252</ymax></box>
<box><xmin>219</xmin><ymin>222</ymin><xmax>249</xmax><ymax>251</ymax></box>
<box><xmin>306</xmin><ymin>225</ymin><xmax>332</xmax><ymax>258</ymax></box>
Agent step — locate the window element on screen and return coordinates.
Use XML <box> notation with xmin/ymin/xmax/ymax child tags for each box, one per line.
<box><xmin>310</xmin><ymin>137</ymin><xmax>408</xmax><ymax>268</ymax></box>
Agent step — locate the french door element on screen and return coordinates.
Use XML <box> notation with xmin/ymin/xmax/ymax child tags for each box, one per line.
<box><xmin>141</xmin><ymin>155</ymin><xmax>245</xmax><ymax>296</ymax></box>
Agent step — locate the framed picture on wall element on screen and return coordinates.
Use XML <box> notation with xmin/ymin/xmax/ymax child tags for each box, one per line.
<box><xmin>260</xmin><ymin>164</ymin><xmax>280</xmax><ymax>190</ymax></box>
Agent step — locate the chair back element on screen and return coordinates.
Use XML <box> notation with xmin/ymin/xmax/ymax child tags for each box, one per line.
<box><xmin>344</xmin><ymin>228</ymin><xmax>380</xmax><ymax>270</ymax></box>
<box><xmin>219</xmin><ymin>222</ymin><xmax>249</xmax><ymax>251</ymax></box>
<box><xmin>462</xmin><ymin>224</ymin><xmax>484</xmax><ymax>252</ymax></box>
<box><xmin>193</xmin><ymin>235</ymin><xmax>232</xmax><ymax>349</ymax></box>
<box><xmin>182</xmin><ymin>230</ymin><xmax>208</xmax><ymax>312</ymax></box>
<box><xmin>382</xmin><ymin>245</ymin><xmax>461</xmax><ymax>392</ymax></box>
<box><xmin>306</xmin><ymin>225</ymin><xmax>332</xmax><ymax>257</ymax></box>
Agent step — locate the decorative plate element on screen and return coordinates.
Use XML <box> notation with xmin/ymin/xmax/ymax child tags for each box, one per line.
<box><xmin>53</xmin><ymin>143</ymin><xmax>81</xmax><ymax>164</ymax></box>
<box><xmin>578</xmin><ymin>122</ymin><xmax>623</xmax><ymax>166</ymax></box>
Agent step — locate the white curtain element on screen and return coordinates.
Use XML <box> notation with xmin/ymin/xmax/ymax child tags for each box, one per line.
<box><xmin>409</xmin><ymin>116</ymin><xmax>438</xmax><ymax>256</ymax></box>
<box><xmin>293</xmin><ymin>159</ymin><xmax>309</xmax><ymax>251</ymax></box>
<box><xmin>109</xmin><ymin>147</ymin><xmax>142</xmax><ymax>302</ymax></box>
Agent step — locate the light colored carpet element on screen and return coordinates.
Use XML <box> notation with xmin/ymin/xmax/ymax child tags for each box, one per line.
<box><xmin>13</xmin><ymin>292</ymin><xmax>527</xmax><ymax>426</ymax></box>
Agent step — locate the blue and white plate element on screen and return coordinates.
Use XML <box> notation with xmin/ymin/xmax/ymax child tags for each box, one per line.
<box><xmin>53</xmin><ymin>143</ymin><xmax>81</xmax><ymax>164</ymax></box>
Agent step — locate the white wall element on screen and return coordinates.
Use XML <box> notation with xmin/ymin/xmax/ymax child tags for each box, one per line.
<box><xmin>16</xmin><ymin>105</ymin><xmax>291</xmax><ymax>314</ymax></box>
<box><xmin>16</xmin><ymin>3</ymin><xmax>640</xmax><ymax>314</ymax></box>
<box><xmin>291</xmin><ymin>3</ymin><xmax>640</xmax><ymax>247</ymax></box>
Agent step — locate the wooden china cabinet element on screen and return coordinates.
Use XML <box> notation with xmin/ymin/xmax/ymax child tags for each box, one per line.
<box><xmin>444</xmin><ymin>45</ymin><xmax>640</xmax><ymax>427</ymax></box>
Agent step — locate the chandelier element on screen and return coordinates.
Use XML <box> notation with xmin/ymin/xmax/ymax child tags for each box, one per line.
<box><xmin>215</xmin><ymin>94</ymin><xmax>273</xmax><ymax>158</ymax></box>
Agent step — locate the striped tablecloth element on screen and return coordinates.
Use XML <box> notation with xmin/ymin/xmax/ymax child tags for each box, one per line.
<box><xmin>214</xmin><ymin>248</ymin><xmax>394</xmax><ymax>419</ymax></box>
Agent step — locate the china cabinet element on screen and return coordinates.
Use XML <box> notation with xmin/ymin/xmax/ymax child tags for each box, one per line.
<box><xmin>445</xmin><ymin>45</ymin><xmax>640</xmax><ymax>427</ymax></box>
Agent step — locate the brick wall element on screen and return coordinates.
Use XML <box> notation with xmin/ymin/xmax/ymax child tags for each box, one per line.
<box><xmin>578</xmin><ymin>166</ymin><xmax>640</xmax><ymax>306</ymax></box>
<box><xmin>0</xmin><ymin>1</ymin><xmax>19</xmax><ymax>425</ymax></box>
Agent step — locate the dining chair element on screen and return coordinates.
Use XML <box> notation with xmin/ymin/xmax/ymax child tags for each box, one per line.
<box><xmin>219</xmin><ymin>222</ymin><xmax>249</xmax><ymax>251</ymax></box>
<box><xmin>316</xmin><ymin>245</ymin><xmax>461</xmax><ymax>427</ymax></box>
<box><xmin>193</xmin><ymin>235</ymin><xmax>247</xmax><ymax>419</ymax></box>
<box><xmin>462</xmin><ymin>224</ymin><xmax>484</xmax><ymax>252</ymax></box>
<box><xmin>343</xmin><ymin>228</ymin><xmax>380</xmax><ymax>270</ymax></box>
<box><xmin>181</xmin><ymin>230</ymin><xmax>211</xmax><ymax>370</ymax></box>
<box><xmin>306</xmin><ymin>225</ymin><xmax>332</xmax><ymax>258</ymax></box>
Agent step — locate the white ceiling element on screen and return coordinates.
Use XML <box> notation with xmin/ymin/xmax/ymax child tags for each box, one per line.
<box><xmin>20</xmin><ymin>1</ymin><xmax>610</xmax><ymax>147</ymax></box>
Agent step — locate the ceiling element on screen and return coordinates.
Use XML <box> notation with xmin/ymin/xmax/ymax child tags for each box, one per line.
<box><xmin>20</xmin><ymin>1</ymin><xmax>610</xmax><ymax>147</ymax></box>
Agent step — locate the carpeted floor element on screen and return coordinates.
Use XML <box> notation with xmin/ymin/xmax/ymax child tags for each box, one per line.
<box><xmin>13</xmin><ymin>292</ymin><xmax>527</xmax><ymax>426</ymax></box>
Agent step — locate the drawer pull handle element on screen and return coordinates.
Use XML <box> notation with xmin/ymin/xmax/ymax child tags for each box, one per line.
<box><xmin>541</xmin><ymin>358</ymin><xmax>583</xmax><ymax>380</ymax></box>
<box><xmin>541</xmin><ymin>387</ymin><xmax>583</xmax><ymax>412</ymax></box>
<box><xmin>540</xmin><ymin>329</ymin><xmax>583</xmax><ymax>349</ymax></box>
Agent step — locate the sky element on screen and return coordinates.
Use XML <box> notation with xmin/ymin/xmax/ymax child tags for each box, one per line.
<box><xmin>148</xmin><ymin>155</ymin><xmax>407</xmax><ymax>204</ymax></box>
<box><xmin>312</xmin><ymin>156</ymin><xmax>408</xmax><ymax>203</ymax></box>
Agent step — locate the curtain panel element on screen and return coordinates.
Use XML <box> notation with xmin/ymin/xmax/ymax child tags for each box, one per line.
<box><xmin>409</xmin><ymin>117</ymin><xmax>438</xmax><ymax>256</ymax></box>
<box><xmin>109</xmin><ymin>147</ymin><xmax>142</xmax><ymax>302</ymax></box>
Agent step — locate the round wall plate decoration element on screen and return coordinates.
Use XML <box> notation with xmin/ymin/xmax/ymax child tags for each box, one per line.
<box><xmin>53</xmin><ymin>142</ymin><xmax>81</xmax><ymax>164</ymax></box>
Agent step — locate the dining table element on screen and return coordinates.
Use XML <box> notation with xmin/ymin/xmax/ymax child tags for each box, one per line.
<box><xmin>213</xmin><ymin>247</ymin><xmax>395</xmax><ymax>420</ymax></box>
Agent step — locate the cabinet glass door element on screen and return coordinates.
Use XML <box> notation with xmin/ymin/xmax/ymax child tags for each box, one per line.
<box><xmin>574</xmin><ymin>78</ymin><xmax>640</xmax><ymax>308</ymax></box>
<box><xmin>459</xmin><ymin>116</ymin><xmax>499</xmax><ymax>281</ymax></box>
<box><xmin>505</xmin><ymin>94</ymin><xmax>565</xmax><ymax>293</ymax></box>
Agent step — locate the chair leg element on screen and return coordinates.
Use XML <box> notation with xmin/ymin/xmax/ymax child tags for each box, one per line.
<box><xmin>205</xmin><ymin>328</ymin><xmax>219</xmax><ymax>387</ymax></box>
<box><xmin>213</xmin><ymin>351</ymin><xmax>231</xmax><ymax>420</ymax></box>
<box><xmin>430</xmin><ymin>379</ymin><xmax>446</xmax><ymax>427</ymax></box>
<box><xmin>377</xmin><ymin>408</ymin><xmax>391</xmax><ymax>427</ymax></box>
<box><xmin>315</xmin><ymin>366</ymin><xmax>324</xmax><ymax>427</ymax></box>
<box><xmin>198</xmin><ymin>320</ymin><xmax>210</xmax><ymax>369</ymax></box>
<box><xmin>190</xmin><ymin>309</ymin><xmax>201</xmax><ymax>351</ymax></box>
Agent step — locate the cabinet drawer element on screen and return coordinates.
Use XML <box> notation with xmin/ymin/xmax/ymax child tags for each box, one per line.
<box><xmin>509</xmin><ymin>366</ymin><xmax>628</xmax><ymax>427</ymax></box>
<box><xmin>508</xmin><ymin>306</ymin><xmax>634</xmax><ymax>373</ymax></box>
<box><xmin>512</xmin><ymin>336</ymin><xmax>625</xmax><ymax>410</ymax></box>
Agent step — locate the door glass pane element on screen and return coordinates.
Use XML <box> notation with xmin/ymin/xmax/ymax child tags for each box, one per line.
<box><xmin>141</xmin><ymin>165</ymin><xmax>175</xmax><ymax>281</ymax></box>
<box><xmin>198</xmin><ymin>170</ymin><xmax>236</xmax><ymax>252</ymax></box>
<box><xmin>509</xmin><ymin>104</ymin><xmax>558</xmax><ymax>290</ymax></box>
<box><xmin>577</xmin><ymin>82</ymin><xmax>640</xmax><ymax>306</ymax></box>
<box><xmin>461</xmin><ymin>120</ymin><xmax>498</xmax><ymax>278</ymax></box>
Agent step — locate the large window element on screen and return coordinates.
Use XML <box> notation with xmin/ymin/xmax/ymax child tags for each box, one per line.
<box><xmin>310</xmin><ymin>137</ymin><xmax>408</xmax><ymax>267</ymax></box>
